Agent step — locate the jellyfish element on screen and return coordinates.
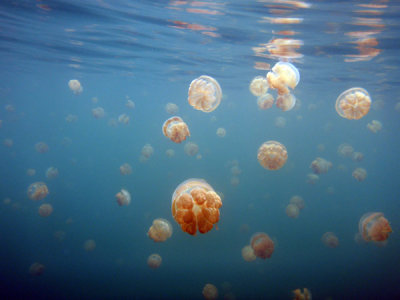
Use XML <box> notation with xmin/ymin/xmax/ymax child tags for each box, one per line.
<box><xmin>306</xmin><ymin>173</ymin><xmax>319</xmax><ymax>184</ymax></box>
<box><xmin>147</xmin><ymin>218</ymin><xmax>173</xmax><ymax>242</ymax></box>
<box><xmin>141</xmin><ymin>144</ymin><xmax>154</xmax><ymax>159</ymax></box>
<box><xmin>54</xmin><ymin>230</ymin><xmax>66</xmax><ymax>242</ymax></box>
<box><xmin>45</xmin><ymin>167</ymin><xmax>59</xmax><ymax>179</ymax></box>
<box><xmin>396</xmin><ymin>102</ymin><xmax>400</xmax><ymax>113</ymax></box>
<box><xmin>267</xmin><ymin>62</ymin><xmax>300</xmax><ymax>95</ymax></box>
<box><xmin>65</xmin><ymin>114</ymin><xmax>78</xmax><ymax>123</ymax></box>
<box><xmin>285</xmin><ymin>204</ymin><xmax>299</xmax><ymax>218</ymax></box>
<box><xmin>171</xmin><ymin>179</ymin><xmax>222</xmax><ymax>235</ymax></box>
<box><xmin>119</xmin><ymin>163</ymin><xmax>132</xmax><ymax>175</ymax></box>
<box><xmin>276</xmin><ymin>93</ymin><xmax>296</xmax><ymax>111</ymax></box>
<box><xmin>250</xmin><ymin>232</ymin><xmax>274</xmax><ymax>259</ymax></box>
<box><xmin>166</xmin><ymin>149</ymin><xmax>175</xmax><ymax>158</ymax></box>
<box><xmin>29</xmin><ymin>262</ymin><xmax>45</xmax><ymax>276</ymax></box>
<box><xmin>184</xmin><ymin>142</ymin><xmax>199</xmax><ymax>156</ymax></box>
<box><xmin>35</xmin><ymin>142</ymin><xmax>49</xmax><ymax>153</ymax></box>
<box><xmin>118</xmin><ymin>113</ymin><xmax>130</xmax><ymax>124</ymax></box>
<box><xmin>321</xmin><ymin>232</ymin><xmax>339</xmax><ymax>248</ymax></box>
<box><xmin>147</xmin><ymin>254</ymin><xmax>162</xmax><ymax>269</ymax></box>
<box><xmin>126</xmin><ymin>99</ymin><xmax>135</xmax><ymax>109</ymax></box>
<box><xmin>359</xmin><ymin>212</ymin><xmax>392</xmax><ymax>242</ymax></box>
<box><xmin>5</xmin><ymin>104</ymin><xmax>15</xmax><ymax>112</ymax></box>
<box><xmin>292</xmin><ymin>288</ymin><xmax>312</xmax><ymax>300</ymax></box>
<box><xmin>162</xmin><ymin>116</ymin><xmax>190</xmax><ymax>143</ymax></box>
<box><xmin>83</xmin><ymin>239</ymin><xmax>96</xmax><ymax>252</ymax></box>
<box><xmin>257</xmin><ymin>141</ymin><xmax>288</xmax><ymax>170</ymax></box>
<box><xmin>274</xmin><ymin>116</ymin><xmax>286</xmax><ymax>128</ymax></box>
<box><xmin>335</xmin><ymin>87</ymin><xmax>371</xmax><ymax>120</ymax></box>
<box><xmin>108</xmin><ymin>118</ymin><xmax>117</xmax><ymax>127</ymax></box>
<box><xmin>39</xmin><ymin>203</ymin><xmax>53</xmax><ymax>217</ymax></box>
<box><xmin>92</xmin><ymin>97</ymin><xmax>99</xmax><ymax>103</ymax></box>
<box><xmin>115</xmin><ymin>189</ymin><xmax>131</xmax><ymax>206</ymax></box>
<box><xmin>68</xmin><ymin>79</ymin><xmax>83</xmax><ymax>94</ymax></box>
<box><xmin>230</xmin><ymin>165</ymin><xmax>241</xmax><ymax>176</ymax></box>
<box><xmin>165</xmin><ymin>102</ymin><xmax>179</xmax><ymax>114</ymax></box>
<box><xmin>202</xmin><ymin>283</ymin><xmax>218</xmax><ymax>300</ymax></box>
<box><xmin>337</xmin><ymin>143</ymin><xmax>354</xmax><ymax>157</ymax></box>
<box><xmin>3</xmin><ymin>198</ymin><xmax>11</xmax><ymax>205</ymax></box>
<box><xmin>310</xmin><ymin>157</ymin><xmax>332</xmax><ymax>174</ymax></box>
<box><xmin>249</xmin><ymin>76</ymin><xmax>269</xmax><ymax>96</ymax></box>
<box><xmin>290</xmin><ymin>195</ymin><xmax>304</xmax><ymax>210</ymax></box>
<box><xmin>352</xmin><ymin>152</ymin><xmax>364</xmax><ymax>162</ymax></box>
<box><xmin>257</xmin><ymin>93</ymin><xmax>274</xmax><ymax>110</ymax></box>
<box><xmin>367</xmin><ymin>120</ymin><xmax>382</xmax><ymax>133</ymax></box>
<box><xmin>92</xmin><ymin>107</ymin><xmax>105</xmax><ymax>119</ymax></box>
<box><xmin>216</xmin><ymin>127</ymin><xmax>226</xmax><ymax>138</ymax></box>
<box><xmin>352</xmin><ymin>167</ymin><xmax>367</xmax><ymax>182</ymax></box>
<box><xmin>27</xmin><ymin>182</ymin><xmax>49</xmax><ymax>201</ymax></box>
<box><xmin>241</xmin><ymin>245</ymin><xmax>257</xmax><ymax>262</ymax></box>
<box><xmin>230</xmin><ymin>176</ymin><xmax>240</xmax><ymax>186</ymax></box>
<box><xmin>188</xmin><ymin>75</ymin><xmax>222</xmax><ymax>112</ymax></box>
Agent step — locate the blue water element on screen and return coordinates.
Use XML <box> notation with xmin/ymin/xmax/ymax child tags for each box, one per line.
<box><xmin>1</xmin><ymin>0</ymin><xmax>400</xmax><ymax>299</ymax></box>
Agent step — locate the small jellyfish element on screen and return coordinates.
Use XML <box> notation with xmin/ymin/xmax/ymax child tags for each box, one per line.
<box><xmin>65</xmin><ymin>114</ymin><xmax>78</xmax><ymax>123</ymax></box>
<box><xmin>216</xmin><ymin>127</ymin><xmax>226</xmax><ymax>138</ymax></box>
<box><xmin>321</xmin><ymin>232</ymin><xmax>339</xmax><ymax>248</ymax></box>
<box><xmin>285</xmin><ymin>204</ymin><xmax>299</xmax><ymax>218</ymax></box>
<box><xmin>202</xmin><ymin>283</ymin><xmax>218</xmax><ymax>300</ymax></box>
<box><xmin>257</xmin><ymin>93</ymin><xmax>274</xmax><ymax>110</ymax></box>
<box><xmin>188</xmin><ymin>75</ymin><xmax>222</xmax><ymax>112</ymax></box>
<box><xmin>118</xmin><ymin>113</ymin><xmax>130</xmax><ymax>125</ymax></box>
<box><xmin>68</xmin><ymin>79</ymin><xmax>83</xmax><ymax>94</ymax></box>
<box><xmin>92</xmin><ymin>97</ymin><xmax>99</xmax><ymax>103</ymax></box>
<box><xmin>250</xmin><ymin>232</ymin><xmax>274</xmax><ymax>259</ymax></box>
<box><xmin>141</xmin><ymin>144</ymin><xmax>154</xmax><ymax>159</ymax></box>
<box><xmin>147</xmin><ymin>254</ymin><xmax>162</xmax><ymax>269</ymax></box>
<box><xmin>290</xmin><ymin>195</ymin><xmax>305</xmax><ymax>210</ymax></box>
<box><xmin>335</xmin><ymin>87</ymin><xmax>371</xmax><ymax>120</ymax></box>
<box><xmin>166</xmin><ymin>149</ymin><xmax>175</xmax><ymax>158</ymax></box>
<box><xmin>267</xmin><ymin>62</ymin><xmax>300</xmax><ymax>95</ymax></box>
<box><xmin>241</xmin><ymin>245</ymin><xmax>257</xmax><ymax>262</ymax></box>
<box><xmin>359</xmin><ymin>212</ymin><xmax>392</xmax><ymax>242</ymax></box>
<box><xmin>230</xmin><ymin>165</ymin><xmax>241</xmax><ymax>176</ymax></box>
<box><xmin>184</xmin><ymin>142</ymin><xmax>199</xmax><ymax>156</ymax></box>
<box><xmin>274</xmin><ymin>116</ymin><xmax>286</xmax><ymax>128</ymax></box>
<box><xmin>306</xmin><ymin>173</ymin><xmax>319</xmax><ymax>184</ymax></box>
<box><xmin>3</xmin><ymin>198</ymin><xmax>11</xmax><ymax>205</ymax></box>
<box><xmin>27</xmin><ymin>182</ymin><xmax>49</xmax><ymax>201</ymax></box>
<box><xmin>29</xmin><ymin>262</ymin><xmax>45</xmax><ymax>276</ymax></box>
<box><xmin>54</xmin><ymin>230</ymin><xmax>66</xmax><ymax>242</ymax></box>
<box><xmin>26</xmin><ymin>169</ymin><xmax>36</xmax><ymax>176</ymax></box>
<box><xmin>165</xmin><ymin>102</ymin><xmax>179</xmax><ymax>114</ymax></box>
<box><xmin>45</xmin><ymin>167</ymin><xmax>59</xmax><ymax>179</ymax></box>
<box><xmin>126</xmin><ymin>99</ymin><xmax>135</xmax><ymax>109</ymax></box>
<box><xmin>257</xmin><ymin>141</ymin><xmax>288</xmax><ymax>170</ymax></box>
<box><xmin>310</xmin><ymin>157</ymin><xmax>332</xmax><ymax>174</ymax></box>
<box><xmin>352</xmin><ymin>151</ymin><xmax>364</xmax><ymax>162</ymax></box>
<box><xmin>92</xmin><ymin>107</ymin><xmax>105</xmax><ymax>119</ymax></box>
<box><xmin>249</xmin><ymin>76</ymin><xmax>269</xmax><ymax>96</ymax></box>
<box><xmin>115</xmin><ymin>189</ymin><xmax>131</xmax><ymax>206</ymax></box>
<box><xmin>292</xmin><ymin>288</ymin><xmax>312</xmax><ymax>300</ymax></box>
<box><xmin>35</xmin><ymin>142</ymin><xmax>49</xmax><ymax>153</ymax></box>
<box><xmin>83</xmin><ymin>239</ymin><xmax>96</xmax><ymax>252</ymax></box>
<box><xmin>367</xmin><ymin>120</ymin><xmax>382</xmax><ymax>133</ymax></box>
<box><xmin>3</xmin><ymin>138</ymin><xmax>13</xmax><ymax>147</ymax></box>
<box><xmin>276</xmin><ymin>93</ymin><xmax>296</xmax><ymax>111</ymax></box>
<box><xmin>352</xmin><ymin>167</ymin><xmax>367</xmax><ymax>182</ymax></box>
<box><xmin>5</xmin><ymin>104</ymin><xmax>15</xmax><ymax>112</ymax></box>
<box><xmin>147</xmin><ymin>218</ymin><xmax>173</xmax><ymax>242</ymax></box>
<box><xmin>120</xmin><ymin>163</ymin><xmax>132</xmax><ymax>175</ymax></box>
<box><xmin>108</xmin><ymin>118</ymin><xmax>118</xmax><ymax>127</ymax></box>
<box><xmin>337</xmin><ymin>143</ymin><xmax>354</xmax><ymax>157</ymax></box>
<box><xmin>162</xmin><ymin>116</ymin><xmax>190</xmax><ymax>143</ymax></box>
<box><xmin>38</xmin><ymin>203</ymin><xmax>53</xmax><ymax>217</ymax></box>
<box><xmin>395</xmin><ymin>102</ymin><xmax>400</xmax><ymax>113</ymax></box>
<box><xmin>171</xmin><ymin>179</ymin><xmax>222</xmax><ymax>235</ymax></box>
<box><xmin>230</xmin><ymin>176</ymin><xmax>240</xmax><ymax>186</ymax></box>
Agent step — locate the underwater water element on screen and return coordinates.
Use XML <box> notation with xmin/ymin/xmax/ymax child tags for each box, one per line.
<box><xmin>0</xmin><ymin>0</ymin><xmax>400</xmax><ymax>299</ymax></box>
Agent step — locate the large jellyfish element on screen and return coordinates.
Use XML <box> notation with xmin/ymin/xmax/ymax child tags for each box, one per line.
<box><xmin>115</xmin><ymin>189</ymin><xmax>131</xmax><ymax>206</ymax></box>
<box><xmin>147</xmin><ymin>218</ymin><xmax>173</xmax><ymax>242</ymax></box>
<box><xmin>147</xmin><ymin>254</ymin><xmax>162</xmax><ymax>269</ymax></box>
<box><xmin>250</xmin><ymin>232</ymin><xmax>274</xmax><ymax>259</ymax></box>
<box><xmin>266</xmin><ymin>62</ymin><xmax>300</xmax><ymax>95</ymax></box>
<box><xmin>162</xmin><ymin>116</ymin><xmax>190</xmax><ymax>143</ymax></box>
<box><xmin>321</xmin><ymin>232</ymin><xmax>339</xmax><ymax>248</ymax></box>
<box><xmin>68</xmin><ymin>79</ymin><xmax>83</xmax><ymax>94</ymax></box>
<box><xmin>188</xmin><ymin>75</ymin><xmax>222</xmax><ymax>112</ymax></box>
<box><xmin>257</xmin><ymin>141</ymin><xmax>288</xmax><ymax>170</ymax></box>
<box><xmin>202</xmin><ymin>283</ymin><xmax>218</xmax><ymax>300</ymax></box>
<box><xmin>249</xmin><ymin>76</ymin><xmax>269</xmax><ymax>96</ymax></box>
<box><xmin>359</xmin><ymin>212</ymin><xmax>392</xmax><ymax>242</ymax></box>
<box><xmin>27</xmin><ymin>182</ymin><xmax>49</xmax><ymax>201</ymax></box>
<box><xmin>335</xmin><ymin>87</ymin><xmax>371</xmax><ymax>120</ymax></box>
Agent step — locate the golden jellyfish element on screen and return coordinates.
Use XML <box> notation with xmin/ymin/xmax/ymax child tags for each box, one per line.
<box><xmin>241</xmin><ymin>245</ymin><xmax>256</xmax><ymax>262</ymax></box>
<box><xmin>352</xmin><ymin>167</ymin><xmax>367</xmax><ymax>182</ymax></box>
<box><xmin>92</xmin><ymin>107</ymin><xmax>105</xmax><ymax>119</ymax></box>
<box><xmin>274</xmin><ymin>116</ymin><xmax>286</xmax><ymax>128</ymax></box>
<box><xmin>184</xmin><ymin>142</ymin><xmax>199</xmax><ymax>156</ymax></box>
<box><xmin>165</xmin><ymin>102</ymin><xmax>179</xmax><ymax>114</ymax></box>
<box><xmin>267</xmin><ymin>62</ymin><xmax>300</xmax><ymax>95</ymax></box>
<box><xmin>84</xmin><ymin>239</ymin><xmax>96</xmax><ymax>252</ymax></box>
<box><xmin>35</xmin><ymin>142</ymin><xmax>49</xmax><ymax>153</ymax></box>
<box><xmin>292</xmin><ymin>288</ymin><xmax>312</xmax><ymax>300</ymax></box>
<box><xmin>352</xmin><ymin>151</ymin><xmax>364</xmax><ymax>162</ymax></box>
<box><xmin>115</xmin><ymin>189</ymin><xmax>131</xmax><ymax>206</ymax></box>
<box><xmin>257</xmin><ymin>141</ymin><xmax>288</xmax><ymax>170</ymax></box>
<box><xmin>45</xmin><ymin>167</ymin><xmax>59</xmax><ymax>179</ymax></box>
<box><xmin>166</xmin><ymin>149</ymin><xmax>175</xmax><ymax>158</ymax></box>
<box><xmin>118</xmin><ymin>113</ymin><xmax>130</xmax><ymax>124</ymax></box>
<box><xmin>290</xmin><ymin>195</ymin><xmax>305</xmax><ymax>210</ymax></box>
<box><xmin>188</xmin><ymin>75</ymin><xmax>222</xmax><ymax>112</ymax></box>
<box><xmin>120</xmin><ymin>163</ymin><xmax>132</xmax><ymax>175</ymax></box>
<box><xmin>171</xmin><ymin>179</ymin><xmax>222</xmax><ymax>235</ymax></box>
<box><xmin>147</xmin><ymin>254</ymin><xmax>162</xmax><ymax>269</ymax></box>
<box><xmin>257</xmin><ymin>93</ymin><xmax>274</xmax><ymax>110</ymax></box>
<box><xmin>310</xmin><ymin>157</ymin><xmax>332</xmax><ymax>174</ymax></box>
<box><xmin>147</xmin><ymin>218</ymin><xmax>173</xmax><ymax>242</ymax></box>
<box><xmin>307</xmin><ymin>173</ymin><xmax>319</xmax><ymax>184</ymax></box>
<box><xmin>27</xmin><ymin>182</ymin><xmax>49</xmax><ymax>201</ymax></box>
<box><xmin>249</xmin><ymin>76</ymin><xmax>269</xmax><ymax>96</ymax></box>
<box><xmin>141</xmin><ymin>144</ymin><xmax>154</xmax><ymax>159</ymax></box>
<box><xmin>68</xmin><ymin>79</ymin><xmax>83</xmax><ymax>94</ymax></box>
<box><xmin>202</xmin><ymin>283</ymin><xmax>218</xmax><ymax>300</ymax></box>
<box><xmin>216</xmin><ymin>127</ymin><xmax>226</xmax><ymax>138</ymax></box>
<box><xmin>359</xmin><ymin>212</ymin><xmax>392</xmax><ymax>242</ymax></box>
<box><xmin>38</xmin><ymin>203</ymin><xmax>53</xmax><ymax>217</ymax></box>
<box><xmin>276</xmin><ymin>93</ymin><xmax>296</xmax><ymax>111</ymax></box>
<box><xmin>29</xmin><ymin>262</ymin><xmax>45</xmax><ymax>276</ymax></box>
<box><xmin>250</xmin><ymin>232</ymin><xmax>274</xmax><ymax>259</ymax></box>
<box><xmin>338</xmin><ymin>143</ymin><xmax>354</xmax><ymax>157</ymax></box>
<box><xmin>285</xmin><ymin>204</ymin><xmax>300</xmax><ymax>218</ymax></box>
<box><xmin>335</xmin><ymin>87</ymin><xmax>371</xmax><ymax>120</ymax></box>
<box><xmin>367</xmin><ymin>120</ymin><xmax>382</xmax><ymax>133</ymax></box>
<box><xmin>162</xmin><ymin>116</ymin><xmax>190</xmax><ymax>143</ymax></box>
<box><xmin>321</xmin><ymin>232</ymin><xmax>339</xmax><ymax>248</ymax></box>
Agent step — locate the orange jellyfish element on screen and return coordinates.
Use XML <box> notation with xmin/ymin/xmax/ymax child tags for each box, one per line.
<box><xmin>321</xmin><ymin>232</ymin><xmax>339</xmax><ymax>248</ymax></box>
<box><xmin>335</xmin><ymin>87</ymin><xmax>371</xmax><ymax>120</ymax></box>
<box><xmin>276</xmin><ymin>93</ymin><xmax>296</xmax><ymax>111</ymax></box>
<box><xmin>115</xmin><ymin>189</ymin><xmax>131</xmax><ymax>206</ymax></box>
<box><xmin>286</xmin><ymin>204</ymin><xmax>300</xmax><ymax>218</ymax></box>
<box><xmin>35</xmin><ymin>142</ymin><xmax>49</xmax><ymax>153</ymax></box>
<box><xmin>147</xmin><ymin>218</ymin><xmax>173</xmax><ymax>242</ymax></box>
<box><xmin>310</xmin><ymin>157</ymin><xmax>332</xmax><ymax>174</ymax></box>
<box><xmin>184</xmin><ymin>142</ymin><xmax>199</xmax><ymax>156</ymax></box>
<box><xmin>250</xmin><ymin>232</ymin><xmax>274</xmax><ymax>259</ymax></box>
<box><xmin>267</xmin><ymin>62</ymin><xmax>300</xmax><ymax>95</ymax></box>
<box><xmin>147</xmin><ymin>254</ymin><xmax>162</xmax><ymax>269</ymax></box>
<box><xmin>171</xmin><ymin>179</ymin><xmax>222</xmax><ymax>235</ymax></box>
<box><xmin>359</xmin><ymin>212</ymin><xmax>392</xmax><ymax>242</ymax></box>
<box><xmin>45</xmin><ymin>167</ymin><xmax>59</xmax><ymax>179</ymax></box>
<box><xmin>257</xmin><ymin>141</ymin><xmax>288</xmax><ymax>170</ymax></box>
<box><xmin>257</xmin><ymin>93</ymin><xmax>274</xmax><ymax>110</ymax></box>
<box><xmin>119</xmin><ymin>163</ymin><xmax>132</xmax><ymax>175</ymax></box>
<box><xmin>38</xmin><ymin>203</ymin><xmax>53</xmax><ymax>217</ymax></box>
<box><xmin>241</xmin><ymin>245</ymin><xmax>256</xmax><ymax>262</ymax></box>
<box><xmin>83</xmin><ymin>239</ymin><xmax>96</xmax><ymax>252</ymax></box>
<box><xmin>352</xmin><ymin>167</ymin><xmax>367</xmax><ymax>182</ymax></box>
<box><xmin>68</xmin><ymin>79</ymin><xmax>83</xmax><ymax>94</ymax></box>
<box><xmin>290</xmin><ymin>195</ymin><xmax>305</xmax><ymax>210</ymax></box>
<box><xmin>249</xmin><ymin>76</ymin><xmax>269</xmax><ymax>96</ymax></box>
<box><xmin>202</xmin><ymin>283</ymin><xmax>218</xmax><ymax>300</ymax></box>
<box><xmin>292</xmin><ymin>288</ymin><xmax>312</xmax><ymax>300</ymax></box>
<box><xmin>29</xmin><ymin>262</ymin><xmax>45</xmax><ymax>276</ymax></box>
<box><xmin>188</xmin><ymin>75</ymin><xmax>222</xmax><ymax>112</ymax></box>
<box><xmin>27</xmin><ymin>182</ymin><xmax>49</xmax><ymax>201</ymax></box>
<box><xmin>367</xmin><ymin>120</ymin><xmax>382</xmax><ymax>133</ymax></box>
<box><xmin>216</xmin><ymin>127</ymin><xmax>226</xmax><ymax>137</ymax></box>
<box><xmin>162</xmin><ymin>116</ymin><xmax>190</xmax><ymax>143</ymax></box>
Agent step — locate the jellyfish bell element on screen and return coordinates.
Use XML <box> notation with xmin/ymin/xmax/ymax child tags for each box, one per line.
<box><xmin>147</xmin><ymin>254</ymin><xmax>162</xmax><ymax>269</ymax></box>
<box><xmin>162</xmin><ymin>116</ymin><xmax>190</xmax><ymax>143</ymax></box>
<box><xmin>310</xmin><ymin>157</ymin><xmax>332</xmax><ymax>174</ymax></box>
<box><xmin>115</xmin><ymin>189</ymin><xmax>131</xmax><ymax>206</ymax></box>
<box><xmin>120</xmin><ymin>163</ymin><xmax>132</xmax><ymax>175</ymax></box>
<box><xmin>257</xmin><ymin>93</ymin><xmax>274</xmax><ymax>110</ymax></box>
<box><xmin>290</xmin><ymin>195</ymin><xmax>304</xmax><ymax>210</ymax></box>
<box><xmin>359</xmin><ymin>212</ymin><xmax>392</xmax><ymax>242</ymax></box>
<box><xmin>249</xmin><ymin>76</ymin><xmax>269</xmax><ymax>96</ymax></box>
<box><xmin>250</xmin><ymin>232</ymin><xmax>274</xmax><ymax>259</ymax></box>
<box><xmin>257</xmin><ymin>141</ymin><xmax>288</xmax><ymax>170</ymax></box>
<box><xmin>38</xmin><ymin>203</ymin><xmax>53</xmax><ymax>217</ymax></box>
<box><xmin>118</xmin><ymin>114</ymin><xmax>130</xmax><ymax>124</ymax></box>
<box><xmin>267</xmin><ymin>62</ymin><xmax>300</xmax><ymax>95</ymax></box>
<box><xmin>202</xmin><ymin>283</ymin><xmax>218</xmax><ymax>300</ymax></box>
<box><xmin>147</xmin><ymin>218</ymin><xmax>173</xmax><ymax>242</ymax></box>
<box><xmin>188</xmin><ymin>75</ymin><xmax>222</xmax><ymax>112</ymax></box>
<box><xmin>241</xmin><ymin>245</ymin><xmax>256</xmax><ymax>262</ymax></box>
<box><xmin>27</xmin><ymin>182</ymin><xmax>49</xmax><ymax>201</ymax></box>
<box><xmin>352</xmin><ymin>167</ymin><xmax>367</xmax><ymax>182</ymax></box>
<box><xmin>321</xmin><ymin>232</ymin><xmax>339</xmax><ymax>248</ymax></box>
<box><xmin>68</xmin><ymin>79</ymin><xmax>83</xmax><ymax>94</ymax></box>
<box><xmin>92</xmin><ymin>107</ymin><xmax>105</xmax><ymax>119</ymax></box>
<box><xmin>276</xmin><ymin>93</ymin><xmax>296</xmax><ymax>111</ymax></box>
<box><xmin>141</xmin><ymin>144</ymin><xmax>154</xmax><ymax>159</ymax></box>
<box><xmin>335</xmin><ymin>87</ymin><xmax>371</xmax><ymax>120</ymax></box>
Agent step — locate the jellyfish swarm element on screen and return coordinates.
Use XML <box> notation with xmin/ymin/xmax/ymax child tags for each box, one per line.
<box><xmin>293</xmin><ymin>288</ymin><xmax>312</xmax><ymax>300</ymax></box>
<box><xmin>257</xmin><ymin>94</ymin><xmax>274</xmax><ymax>110</ymax></box>
<box><xmin>202</xmin><ymin>283</ymin><xmax>218</xmax><ymax>300</ymax></box>
<box><xmin>27</xmin><ymin>182</ymin><xmax>49</xmax><ymax>201</ymax></box>
<box><xmin>38</xmin><ymin>203</ymin><xmax>53</xmax><ymax>217</ymax></box>
<box><xmin>115</xmin><ymin>189</ymin><xmax>131</xmax><ymax>206</ymax></box>
<box><xmin>241</xmin><ymin>245</ymin><xmax>256</xmax><ymax>262</ymax></box>
<box><xmin>335</xmin><ymin>87</ymin><xmax>371</xmax><ymax>120</ymax></box>
<box><xmin>188</xmin><ymin>75</ymin><xmax>222</xmax><ymax>112</ymax></box>
<box><xmin>147</xmin><ymin>218</ymin><xmax>173</xmax><ymax>242</ymax></box>
<box><xmin>267</xmin><ymin>62</ymin><xmax>300</xmax><ymax>95</ymax></box>
<box><xmin>162</xmin><ymin>116</ymin><xmax>190</xmax><ymax>143</ymax></box>
<box><xmin>359</xmin><ymin>212</ymin><xmax>392</xmax><ymax>242</ymax></box>
<box><xmin>250</xmin><ymin>232</ymin><xmax>274</xmax><ymax>259</ymax></box>
<box><xmin>171</xmin><ymin>179</ymin><xmax>222</xmax><ymax>235</ymax></box>
<box><xmin>352</xmin><ymin>167</ymin><xmax>367</xmax><ymax>182</ymax></box>
<box><xmin>68</xmin><ymin>79</ymin><xmax>83</xmax><ymax>94</ymax></box>
<box><xmin>147</xmin><ymin>254</ymin><xmax>162</xmax><ymax>269</ymax></box>
<box><xmin>257</xmin><ymin>141</ymin><xmax>288</xmax><ymax>170</ymax></box>
<box><xmin>321</xmin><ymin>232</ymin><xmax>339</xmax><ymax>248</ymax></box>
<box><xmin>310</xmin><ymin>157</ymin><xmax>332</xmax><ymax>174</ymax></box>
<box><xmin>29</xmin><ymin>262</ymin><xmax>45</xmax><ymax>276</ymax></box>
<box><xmin>249</xmin><ymin>76</ymin><xmax>269</xmax><ymax>96</ymax></box>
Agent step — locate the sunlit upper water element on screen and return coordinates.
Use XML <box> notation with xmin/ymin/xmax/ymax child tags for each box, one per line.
<box><xmin>0</xmin><ymin>0</ymin><xmax>400</xmax><ymax>299</ymax></box>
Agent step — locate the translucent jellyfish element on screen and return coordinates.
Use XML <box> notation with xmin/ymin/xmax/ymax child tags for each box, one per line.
<box><xmin>310</xmin><ymin>157</ymin><xmax>332</xmax><ymax>174</ymax></box>
<box><xmin>35</xmin><ymin>142</ymin><xmax>49</xmax><ymax>153</ymax></box>
<box><xmin>165</xmin><ymin>102</ymin><xmax>179</xmax><ymax>114</ymax></box>
<box><xmin>166</xmin><ymin>149</ymin><xmax>175</xmax><ymax>158</ymax></box>
<box><xmin>115</xmin><ymin>189</ymin><xmax>131</xmax><ymax>206</ymax></box>
<box><xmin>359</xmin><ymin>212</ymin><xmax>392</xmax><ymax>242</ymax></box>
<box><xmin>249</xmin><ymin>76</ymin><xmax>269</xmax><ymax>96</ymax></box>
<box><xmin>306</xmin><ymin>173</ymin><xmax>319</xmax><ymax>184</ymax></box>
<box><xmin>92</xmin><ymin>107</ymin><xmax>105</xmax><ymax>119</ymax></box>
<box><xmin>230</xmin><ymin>165</ymin><xmax>241</xmax><ymax>176</ymax></box>
<box><xmin>274</xmin><ymin>116</ymin><xmax>286</xmax><ymax>128</ymax></box>
<box><xmin>184</xmin><ymin>142</ymin><xmax>199</xmax><ymax>156</ymax></box>
<box><xmin>276</xmin><ymin>93</ymin><xmax>296</xmax><ymax>111</ymax></box>
<box><xmin>83</xmin><ymin>239</ymin><xmax>96</xmax><ymax>252</ymax></box>
<box><xmin>65</xmin><ymin>114</ymin><xmax>78</xmax><ymax>123</ymax></box>
<box><xmin>290</xmin><ymin>195</ymin><xmax>305</xmax><ymax>210</ymax></box>
<box><xmin>147</xmin><ymin>254</ymin><xmax>162</xmax><ymax>269</ymax></box>
<box><xmin>257</xmin><ymin>141</ymin><xmax>288</xmax><ymax>170</ymax></box>
<box><xmin>257</xmin><ymin>93</ymin><xmax>274</xmax><ymax>110</ymax></box>
<box><xmin>141</xmin><ymin>144</ymin><xmax>154</xmax><ymax>159</ymax></box>
<box><xmin>367</xmin><ymin>120</ymin><xmax>382</xmax><ymax>133</ymax></box>
<box><xmin>118</xmin><ymin>113</ymin><xmax>130</xmax><ymax>125</ymax></box>
<box><xmin>27</xmin><ymin>182</ymin><xmax>49</xmax><ymax>201</ymax></box>
<box><xmin>267</xmin><ymin>62</ymin><xmax>300</xmax><ymax>95</ymax></box>
<box><xmin>45</xmin><ymin>167</ymin><xmax>59</xmax><ymax>179</ymax></box>
<box><xmin>188</xmin><ymin>75</ymin><xmax>222</xmax><ymax>112</ymax></box>
<box><xmin>126</xmin><ymin>99</ymin><xmax>135</xmax><ymax>109</ymax></box>
<box><xmin>29</xmin><ymin>262</ymin><xmax>45</xmax><ymax>276</ymax></box>
<box><xmin>162</xmin><ymin>116</ymin><xmax>190</xmax><ymax>143</ymax></box>
<box><xmin>216</xmin><ymin>127</ymin><xmax>226</xmax><ymax>138</ymax></box>
<box><xmin>352</xmin><ymin>167</ymin><xmax>367</xmax><ymax>182</ymax></box>
<box><xmin>250</xmin><ymin>232</ymin><xmax>274</xmax><ymax>259</ymax></box>
<box><xmin>241</xmin><ymin>245</ymin><xmax>256</xmax><ymax>262</ymax></box>
<box><xmin>285</xmin><ymin>204</ymin><xmax>300</xmax><ymax>218</ymax></box>
<box><xmin>337</xmin><ymin>143</ymin><xmax>354</xmax><ymax>157</ymax></box>
<box><xmin>38</xmin><ymin>203</ymin><xmax>53</xmax><ymax>217</ymax></box>
<box><xmin>119</xmin><ymin>163</ymin><xmax>132</xmax><ymax>175</ymax></box>
<box><xmin>147</xmin><ymin>218</ymin><xmax>173</xmax><ymax>242</ymax></box>
<box><xmin>202</xmin><ymin>283</ymin><xmax>218</xmax><ymax>300</ymax></box>
<box><xmin>352</xmin><ymin>151</ymin><xmax>364</xmax><ymax>162</ymax></box>
<box><xmin>5</xmin><ymin>104</ymin><xmax>15</xmax><ymax>112</ymax></box>
<box><xmin>171</xmin><ymin>179</ymin><xmax>222</xmax><ymax>235</ymax></box>
<box><xmin>230</xmin><ymin>176</ymin><xmax>240</xmax><ymax>186</ymax></box>
<box><xmin>292</xmin><ymin>288</ymin><xmax>312</xmax><ymax>300</ymax></box>
<box><xmin>335</xmin><ymin>87</ymin><xmax>371</xmax><ymax>120</ymax></box>
<box><xmin>321</xmin><ymin>232</ymin><xmax>339</xmax><ymax>248</ymax></box>
<box><xmin>68</xmin><ymin>79</ymin><xmax>83</xmax><ymax>94</ymax></box>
